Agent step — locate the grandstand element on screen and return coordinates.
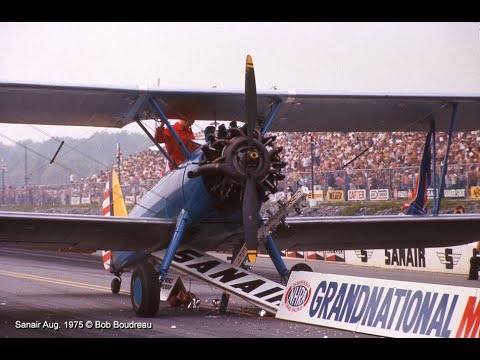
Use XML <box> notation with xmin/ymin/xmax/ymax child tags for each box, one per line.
<box><xmin>2</xmin><ymin>131</ymin><xmax>480</xmax><ymax>206</ymax></box>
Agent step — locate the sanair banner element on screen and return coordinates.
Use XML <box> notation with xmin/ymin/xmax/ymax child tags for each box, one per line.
<box><xmin>344</xmin><ymin>244</ymin><xmax>474</xmax><ymax>275</ymax></box>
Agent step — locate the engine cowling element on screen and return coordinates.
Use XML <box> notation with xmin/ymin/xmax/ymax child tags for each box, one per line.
<box><xmin>187</xmin><ymin>123</ymin><xmax>286</xmax><ymax>209</ymax></box>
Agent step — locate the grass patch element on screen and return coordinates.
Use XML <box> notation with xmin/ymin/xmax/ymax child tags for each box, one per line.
<box><xmin>313</xmin><ymin>198</ymin><xmax>480</xmax><ymax>216</ymax></box>
<box><xmin>0</xmin><ymin>203</ymin><xmax>99</xmax><ymax>212</ymax></box>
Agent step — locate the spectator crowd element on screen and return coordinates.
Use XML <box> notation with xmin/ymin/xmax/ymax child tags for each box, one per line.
<box><xmin>2</xmin><ymin>130</ymin><xmax>480</xmax><ymax>206</ymax></box>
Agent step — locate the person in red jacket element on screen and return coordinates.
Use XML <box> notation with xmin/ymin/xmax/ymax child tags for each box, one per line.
<box><xmin>155</xmin><ymin>119</ymin><xmax>197</xmax><ymax>170</ymax></box>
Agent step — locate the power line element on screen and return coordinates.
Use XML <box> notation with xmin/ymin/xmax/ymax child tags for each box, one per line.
<box><xmin>0</xmin><ymin>132</ymin><xmax>84</xmax><ymax>182</ymax></box>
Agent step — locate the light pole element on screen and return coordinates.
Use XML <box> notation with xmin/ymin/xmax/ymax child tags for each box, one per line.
<box><xmin>1</xmin><ymin>159</ymin><xmax>5</xmax><ymax>205</ymax></box>
<box><xmin>24</xmin><ymin>147</ymin><xmax>28</xmax><ymax>187</ymax></box>
<box><xmin>116</xmin><ymin>143</ymin><xmax>122</xmax><ymax>185</ymax></box>
<box><xmin>310</xmin><ymin>133</ymin><xmax>315</xmax><ymax>200</ymax></box>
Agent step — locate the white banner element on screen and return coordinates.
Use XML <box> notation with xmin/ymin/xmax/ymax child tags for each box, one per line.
<box><xmin>152</xmin><ymin>247</ymin><xmax>285</xmax><ymax>314</ymax></box>
<box><xmin>444</xmin><ymin>189</ymin><xmax>466</xmax><ymax>198</ymax></box>
<box><xmin>369</xmin><ymin>189</ymin><xmax>389</xmax><ymax>201</ymax></box>
<box><xmin>277</xmin><ymin>271</ymin><xmax>480</xmax><ymax>338</ymax></box>
<box><xmin>427</xmin><ymin>188</ymin><xmax>466</xmax><ymax>199</ymax></box>
<box><xmin>396</xmin><ymin>190</ymin><xmax>409</xmax><ymax>199</ymax></box>
<box><xmin>348</xmin><ymin>189</ymin><xmax>366</xmax><ymax>201</ymax></box>
<box><xmin>159</xmin><ymin>274</ymin><xmax>185</xmax><ymax>301</ymax></box>
<box><xmin>344</xmin><ymin>243</ymin><xmax>476</xmax><ymax>275</ymax></box>
<box><xmin>125</xmin><ymin>195</ymin><xmax>136</xmax><ymax>204</ymax></box>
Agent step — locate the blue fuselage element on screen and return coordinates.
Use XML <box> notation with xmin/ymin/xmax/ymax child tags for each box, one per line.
<box><xmin>129</xmin><ymin>151</ymin><xmax>214</xmax><ymax>220</ymax></box>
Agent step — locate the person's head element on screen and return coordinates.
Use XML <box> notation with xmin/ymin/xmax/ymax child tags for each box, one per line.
<box><xmin>204</xmin><ymin>126</ymin><xmax>215</xmax><ymax>142</ymax></box>
<box><xmin>179</xmin><ymin>118</ymin><xmax>195</xmax><ymax>129</ymax></box>
<box><xmin>454</xmin><ymin>205</ymin><xmax>465</xmax><ymax>214</ymax></box>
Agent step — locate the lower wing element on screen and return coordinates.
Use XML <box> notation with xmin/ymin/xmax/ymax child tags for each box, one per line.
<box><xmin>1</xmin><ymin>211</ymin><xmax>478</xmax><ymax>253</ymax></box>
<box><xmin>273</xmin><ymin>214</ymin><xmax>480</xmax><ymax>250</ymax></box>
<box><xmin>0</xmin><ymin>211</ymin><xmax>175</xmax><ymax>252</ymax></box>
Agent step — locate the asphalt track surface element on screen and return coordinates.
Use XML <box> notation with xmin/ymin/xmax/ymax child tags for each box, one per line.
<box><xmin>1</xmin><ymin>248</ymin><xmax>478</xmax><ymax>338</ymax></box>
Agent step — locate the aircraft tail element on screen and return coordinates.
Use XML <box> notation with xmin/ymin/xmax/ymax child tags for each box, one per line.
<box><xmin>101</xmin><ymin>170</ymin><xmax>127</xmax><ymax>273</ymax></box>
<box><xmin>405</xmin><ymin>130</ymin><xmax>432</xmax><ymax>215</ymax></box>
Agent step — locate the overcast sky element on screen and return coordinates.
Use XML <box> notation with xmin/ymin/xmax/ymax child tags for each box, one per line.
<box><xmin>1</xmin><ymin>22</ymin><xmax>479</xmax><ymax>144</ymax></box>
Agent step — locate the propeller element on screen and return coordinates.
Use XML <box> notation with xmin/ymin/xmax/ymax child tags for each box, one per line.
<box><xmin>187</xmin><ymin>55</ymin><xmax>287</xmax><ymax>264</ymax></box>
<box><xmin>243</xmin><ymin>55</ymin><xmax>260</xmax><ymax>264</ymax></box>
<box><xmin>245</xmin><ymin>55</ymin><xmax>257</xmax><ymax>149</ymax></box>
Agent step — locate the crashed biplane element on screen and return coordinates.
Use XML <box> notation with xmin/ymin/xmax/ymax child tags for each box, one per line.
<box><xmin>1</xmin><ymin>56</ymin><xmax>480</xmax><ymax>316</ymax></box>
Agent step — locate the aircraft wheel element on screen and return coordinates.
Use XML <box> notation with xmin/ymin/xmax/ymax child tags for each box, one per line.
<box><xmin>130</xmin><ymin>262</ymin><xmax>160</xmax><ymax>317</ymax></box>
<box><xmin>290</xmin><ymin>263</ymin><xmax>313</xmax><ymax>273</ymax></box>
<box><xmin>111</xmin><ymin>277</ymin><xmax>121</xmax><ymax>294</ymax></box>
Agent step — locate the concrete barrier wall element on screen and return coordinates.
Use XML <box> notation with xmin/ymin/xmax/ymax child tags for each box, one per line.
<box><xmin>262</xmin><ymin>242</ymin><xmax>478</xmax><ymax>276</ymax></box>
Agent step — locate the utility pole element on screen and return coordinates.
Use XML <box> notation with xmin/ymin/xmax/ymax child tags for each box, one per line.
<box><xmin>310</xmin><ymin>133</ymin><xmax>315</xmax><ymax>200</ymax></box>
<box><xmin>24</xmin><ymin>147</ymin><xmax>28</xmax><ymax>187</ymax></box>
<box><xmin>1</xmin><ymin>159</ymin><xmax>5</xmax><ymax>205</ymax></box>
<box><xmin>116</xmin><ymin>143</ymin><xmax>122</xmax><ymax>184</ymax></box>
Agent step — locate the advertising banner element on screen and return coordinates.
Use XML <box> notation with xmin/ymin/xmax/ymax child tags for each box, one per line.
<box><xmin>277</xmin><ymin>271</ymin><xmax>480</xmax><ymax>338</ymax></box>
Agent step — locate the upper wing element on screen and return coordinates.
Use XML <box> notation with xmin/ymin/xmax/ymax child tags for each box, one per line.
<box><xmin>1</xmin><ymin>81</ymin><xmax>480</xmax><ymax>132</ymax></box>
<box><xmin>273</xmin><ymin>214</ymin><xmax>480</xmax><ymax>251</ymax></box>
<box><xmin>0</xmin><ymin>211</ymin><xmax>176</xmax><ymax>252</ymax></box>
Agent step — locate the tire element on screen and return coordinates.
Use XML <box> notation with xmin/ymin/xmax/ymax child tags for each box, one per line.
<box><xmin>130</xmin><ymin>262</ymin><xmax>160</xmax><ymax>317</ymax></box>
<box><xmin>290</xmin><ymin>263</ymin><xmax>313</xmax><ymax>273</ymax></box>
<box><xmin>111</xmin><ymin>277</ymin><xmax>121</xmax><ymax>294</ymax></box>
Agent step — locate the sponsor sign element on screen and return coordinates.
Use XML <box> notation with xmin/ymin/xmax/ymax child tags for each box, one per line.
<box><xmin>385</xmin><ymin>248</ymin><xmax>426</xmax><ymax>268</ymax></box>
<box><xmin>159</xmin><ymin>274</ymin><xmax>186</xmax><ymax>301</ymax></box>
<box><xmin>348</xmin><ymin>189</ymin><xmax>366</xmax><ymax>201</ymax></box>
<box><xmin>354</xmin><ymin>250</ymin><xmax>374</xmax><ymax>263</ymax></box>
<box><xmin>81</xmin><ymin>197</ymin><xmax>91</xmax><ymax>204</ymax></box>
<box><xmin>397</xmin><ymin>190</ymin><xmax>409</xmax><ymax>199</ymax></box>
<box><xmin>125</xmin><ymin>195</ymin><xmax>136</xmax><ymax>204</ymax></box>
<box><xmin>369</xmin><ymin>189</ymin><xmax>389</xmax><ymax>201</ymax></box>
<box><xmin>71</xmin><ymin>197</ymin><xmax>80</xmax><ymax>205</ymax></box>
<box><xmin>283</xmin><ymin>280</ymin><xmax>312</xmax><ymax>313</ymax></box>
<box><xmin>344</xmin><ymin>243</ymin><xmax>474</xmax><ymax>275</ymax></box>
<box><xmin>307</xmin><ymin>190</ymin><xmax>324</xmax><ymax>200</ymax></box>
<box><xmin>427</xmin><ymin>188</ymin><xmax>466</xmax><ymax>199</ymax></box>
<box><xmin>153</xmin><ymin>247</ymin><xmax>285</xmax><ymax>314</ymax></box>
<box><xmin>306</xmin><ymin>251</ymin><xmax>325</xmax><ymax>261</ymax></box>
<box><xmin>470</xmin><ymin>186</ymin><xmax>480</xmax><ymax>199</ymax></box>
<box><xmin>443</xmin><ymin>189</ymin><xmax>466</xmax><ymax>198</ymax></box>
<box><xmin>327</xmin><ymin>190</ymin><xmax>344</xmax><ymax>202</ymax></box>
<box><xmin>286</xmin><ymin>251</ymin><xmax>305</xmax><ymax>259</ymax></box>
<box><xmin>325</xmin><ymin>250</ymin><xmax>345</xmax><ymax>262</ymax></box>
<box><xmin>427</xmin><ymin>188</ymin><xmax>438</xmax><ymax>199</ymax></box>
<box><xmin>277</xmin><ymin>271</ymin><xmax>480</xmax><ymax>338</ymax></box>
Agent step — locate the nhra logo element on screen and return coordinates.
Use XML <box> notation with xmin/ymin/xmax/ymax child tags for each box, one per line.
<box><xmin>284</xmin><ymin>280</ymin><xmax>312</xmax><ymax>312</ymax></box>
